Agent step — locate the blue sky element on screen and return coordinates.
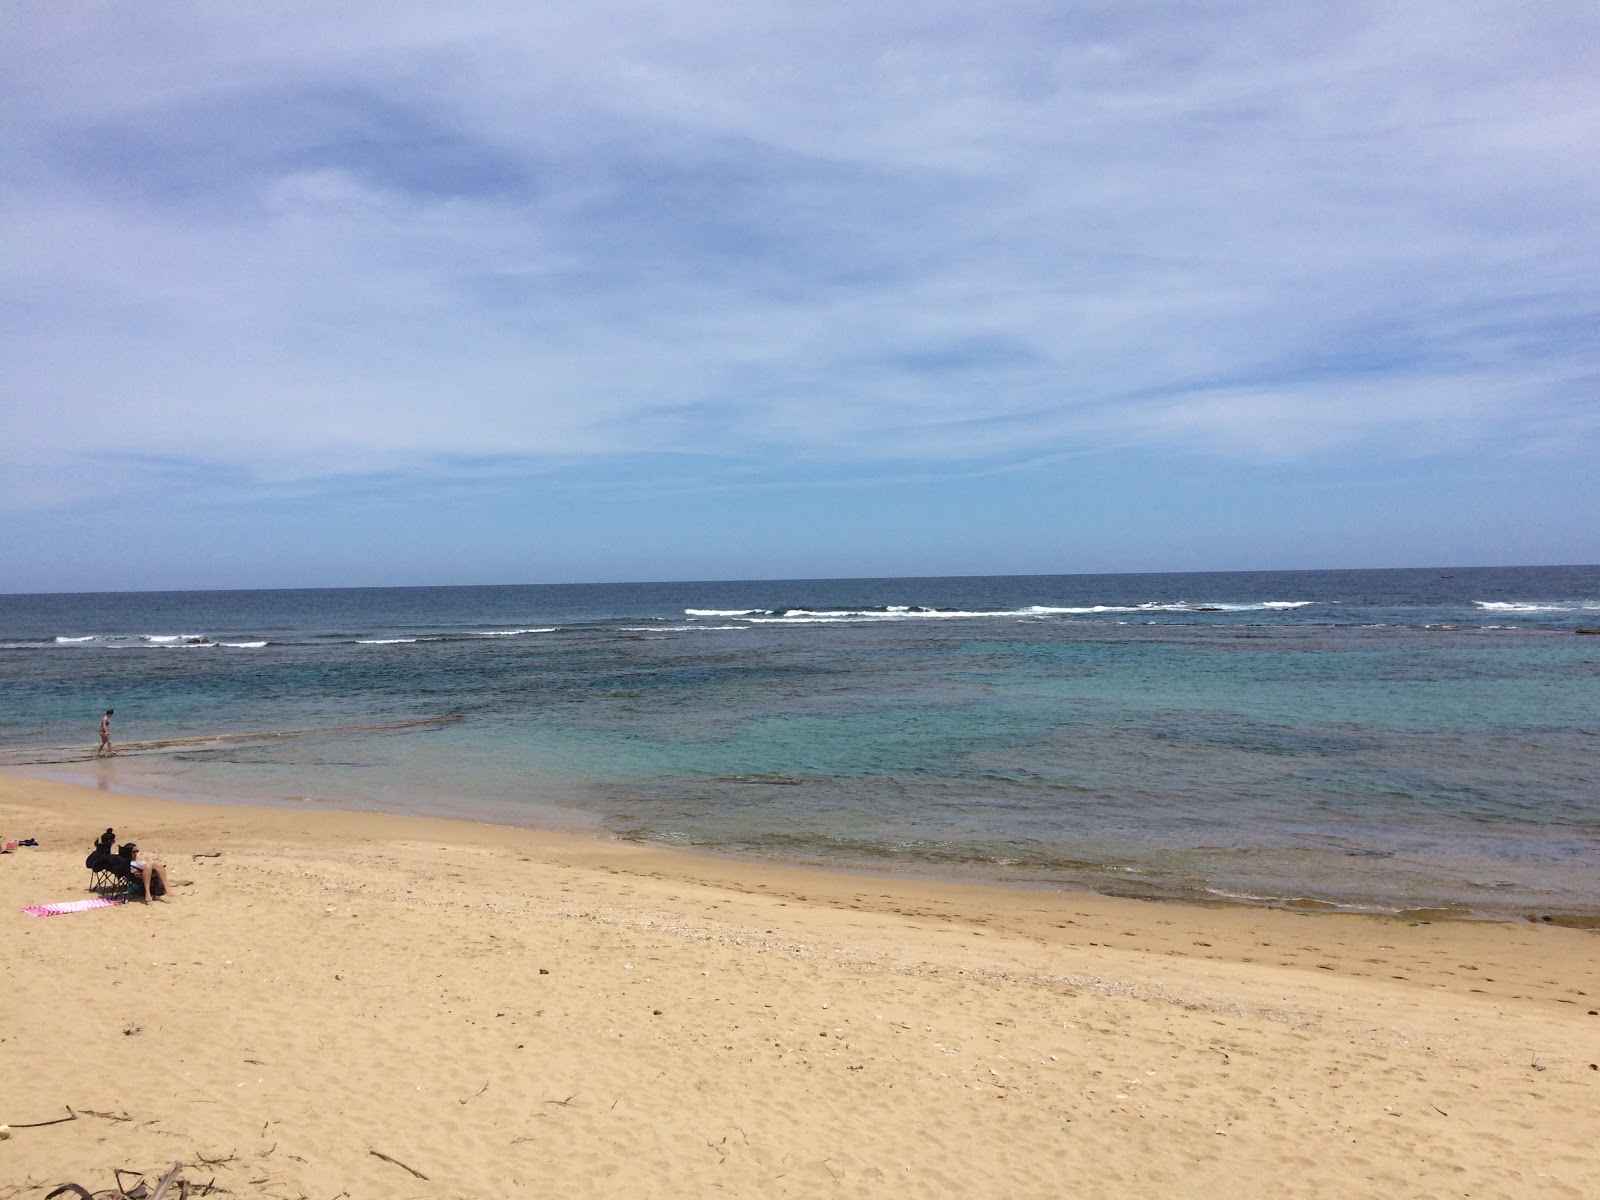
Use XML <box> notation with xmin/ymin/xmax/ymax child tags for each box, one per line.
<box><xmin>3</xmin><ymin>1</ymin><xmax>1596</xmax><ymax>592</ymax></box>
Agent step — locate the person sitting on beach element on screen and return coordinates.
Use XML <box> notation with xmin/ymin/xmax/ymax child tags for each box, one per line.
<box><xmin>122</xmin><ymin>843</ymin><xmax>170</xmax><ymax>903</ymax></box>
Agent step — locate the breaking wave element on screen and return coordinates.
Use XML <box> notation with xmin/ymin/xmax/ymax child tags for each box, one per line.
<box><xmin>679</xmin><ymin>600</ymin><xmax>1315</xmax><ymax>624</ymax></box>
<box><xmin>1473</xmin><ymin>600</ymin><xmax>1600</xmax><ymax>613</ymax></box>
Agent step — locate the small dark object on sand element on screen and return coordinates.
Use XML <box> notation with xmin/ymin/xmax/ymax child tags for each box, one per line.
<box><xmin>370</xmin><ymin>1148</ymin><xmax>430</xmax><ymax>1179</ymax></box>
<box><xmin>8</xmin><ymin>1106</ymin><xmax>78</xmax><ymax>1129</ymax></box>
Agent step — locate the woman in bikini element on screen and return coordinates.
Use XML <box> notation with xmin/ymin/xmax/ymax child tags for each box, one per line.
<box><xmin>124</xmin><ymin>843</ymin><xmax>170</xmax><ymax>902</ymax></box>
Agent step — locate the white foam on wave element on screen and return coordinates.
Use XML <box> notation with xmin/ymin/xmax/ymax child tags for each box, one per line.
<box><xmin>54</xmin><ymin>632</ymin><xmax>239</xmax><ymax>646</ymax></box>
<box><xmin>687</xmin><ymin>605</ymin><xmax>1002</xmax><ymax>623</ymax></box>
<box><xmin>220</xmin><ymin>641</ymin><xmax>267</xmax><ymax>648</ymax></box>
<box><xmin>472</xmin><ymin>628</ymin><xmax>556</xmax><ymax>637</ymax></box>
<box><xmin>56</xmin><ymin>633</ymin><xmax>213</xmax><ymax>647</ymax></box>
<box><xmin>677</xmin><ymin>598</ymin><xmax>1319</xmax><ymax>625</ymax></box>
<box><xmin>1027</xmin><ymin>604</ymin><xmax>1150</xmax><ymax>615</ymax></box>
<box><xmin>756</xmin><ymin>607</ymin><xmax>1008</xmax><ymax>622</ymax></box>
<box><xmin>140</xmin><ymin>634</ymin><xmax>215</xmax><ymax>647</ymax></box>
<box><xmin>1473</xmin><ymin>600</ymin><xmax>1600</xmax><ymax>613</ymax></box>
<box><xmin>1028</xmin><ymin>600</ymin><xmax>1312</xmax><ymax>616</ymax></box>
<box><xmin>357</xmin><ymin>638</ymin><xmax>417</xmax><ymax>645</ymax></box>
<box><xmin>1201</xmin><ymin>886</ymin><xmax>1392</xmax><ymax>912</ymax></box>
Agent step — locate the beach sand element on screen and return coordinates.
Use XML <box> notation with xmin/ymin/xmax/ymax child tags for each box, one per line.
<box><xmin>2</xmin><ymin>773</ymin><xmax>1597</xmax><ymax>1198</ymax></box>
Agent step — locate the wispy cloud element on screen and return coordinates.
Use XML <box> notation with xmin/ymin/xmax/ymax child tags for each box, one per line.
<box><xmin>4</xmin><ymin>0</ymin><xmax>1598</xmax><ymax>513</ymax></box>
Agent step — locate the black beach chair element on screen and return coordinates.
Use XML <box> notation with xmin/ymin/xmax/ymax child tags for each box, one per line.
<box><xmin>87</xmin><ymin>838</ymin><xmax>167</xmax><ymax>899</ymax></box>
<box><xmin>85</xmin><ymin>829</ymin><xmax>120</xmax><ymax>892</ymax></box>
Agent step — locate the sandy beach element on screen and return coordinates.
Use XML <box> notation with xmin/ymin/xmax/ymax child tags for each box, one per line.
<box><xmin>2</xmin><ymin>772</ymin><xmax>1596</xmax><ymax>1198</ymax></box>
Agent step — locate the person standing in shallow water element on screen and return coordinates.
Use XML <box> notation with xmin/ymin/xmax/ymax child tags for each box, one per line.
<box><xmin>96</xmin><ymin>709</ymin><xmax>116</xmax><ymax>757</ymax></box>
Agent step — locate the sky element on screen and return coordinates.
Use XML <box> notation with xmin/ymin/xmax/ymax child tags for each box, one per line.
<box><xmin>3</xmin><ymin>1</ymin><xmax>1597</xmax><ymax>592</ymax></box>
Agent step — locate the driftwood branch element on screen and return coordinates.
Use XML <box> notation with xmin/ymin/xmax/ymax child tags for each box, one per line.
<box><xmin>368</xmin><ymin>1149</ymin><xmax>429</xmax><ymax>1180</ymax></box>
<box><xmin>8</xmin><ymin>1107</ymin><xmax>78</xmax><ymax>1129</ymax></box>
<box><xmin>148</xmin><ymin>1161</ymin><xmax>185</xmax><ymax>1200</ymax></box>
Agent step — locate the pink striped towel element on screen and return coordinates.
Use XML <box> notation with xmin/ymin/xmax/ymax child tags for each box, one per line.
<box><xmin>22</xmin><ymin>897</ymin><xmax>128</xmax><ymax>916</ymax></box>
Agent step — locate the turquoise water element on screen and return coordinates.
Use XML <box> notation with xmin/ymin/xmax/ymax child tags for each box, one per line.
<box><xmin>2</xmin><ymin>567</ymin><xmax>1597</xmax><ymax>917</ymax></box>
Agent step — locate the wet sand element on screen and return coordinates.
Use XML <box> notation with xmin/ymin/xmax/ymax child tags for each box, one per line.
<box><xmin>3</xmin><ymin>772</ymin><xmax>1597</xmax><ymax>1197</ymax></box>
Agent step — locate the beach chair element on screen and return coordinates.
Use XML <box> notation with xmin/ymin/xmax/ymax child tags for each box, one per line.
<box><xmin>84</xmin><ymin>832</ymin><xmax>166</xmax><ymax>899</ymax></box>
<box><xmin>85</xmin><ymin>829</ymin><xmax>121</xmax><ymax>892</ymax></box>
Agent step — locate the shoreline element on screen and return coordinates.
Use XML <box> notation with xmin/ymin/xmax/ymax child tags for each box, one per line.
<box><xmin>5</xmin><ymin>770</ymin><xmax>1600</xmax><ymax>1196</ymax></box>
<box><xmin>6</xmin><ymin>757</ymin><xmax>1598</xmax><ymax>928</ymax></box>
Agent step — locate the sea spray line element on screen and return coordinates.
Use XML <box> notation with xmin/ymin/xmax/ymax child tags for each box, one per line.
<box><xmin>41</xmin><ymin>628</ymin><xmax>558</xmax><ymax>649</ymax></box>
<box><xmin>1473</xmin><ymin>600</ymin><xmax>1600</xmax><ymax>612</ymax></box>
<box><xmin>684</xmin><ymin>600</ymin><xmax>1317</xmax><ymax>622</ymax></box>
<box><xmin>355</xmin><ymin>628</ymin><xmax>558</xmax><ymax>645</ymax></box>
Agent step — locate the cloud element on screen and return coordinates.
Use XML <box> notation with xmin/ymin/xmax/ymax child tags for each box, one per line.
<box><xmin>3</xmin><ymin>0</ymin><xmax>1598</xmax><ymax>514</ymax></box>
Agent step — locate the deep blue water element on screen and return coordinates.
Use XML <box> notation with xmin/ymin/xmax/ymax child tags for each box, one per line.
<box><xmin>2</xmin><ymin>566</ymin><xmax>1597</xmax><ymax>917</ymax></box>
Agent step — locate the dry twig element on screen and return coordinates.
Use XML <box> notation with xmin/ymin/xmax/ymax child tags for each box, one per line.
<box><xmin>368</xmin><ymin>1149</ymin><xmax>429</xmax><ymax>1180</ymax></box>
<box><xmin>6</xmin><ymin>1107</ymin><xmax>77</xmax><ymax>1129</ymax></box>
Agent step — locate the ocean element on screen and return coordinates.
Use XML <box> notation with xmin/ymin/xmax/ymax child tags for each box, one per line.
<box><xmin>2</xmin><ymin>566</ymin><xmax>1597</xmax><ymax>919</ymax></box>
